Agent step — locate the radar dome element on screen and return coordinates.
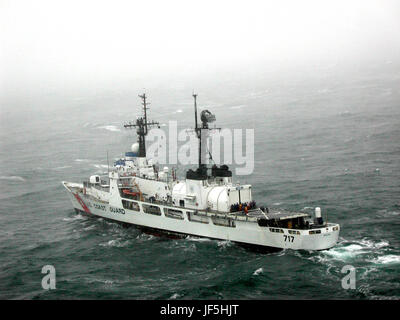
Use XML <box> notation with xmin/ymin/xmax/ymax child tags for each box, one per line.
<box><xmin>131</xmin><ymin>143</ymin><xmax>139</xmax><ymax>153</ymax></box>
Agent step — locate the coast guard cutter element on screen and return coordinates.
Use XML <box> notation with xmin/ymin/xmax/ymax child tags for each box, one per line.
<box><xmin>62</xmin><ymin>93</ymin><xmax>340</xmax><ymax>251</ymax></box>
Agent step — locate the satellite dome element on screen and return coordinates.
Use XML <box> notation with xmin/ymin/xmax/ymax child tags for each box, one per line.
<box><xmin>131</xmin><ymin>143</ymin><xmax>139</xmax><ymax>153</ymax></box>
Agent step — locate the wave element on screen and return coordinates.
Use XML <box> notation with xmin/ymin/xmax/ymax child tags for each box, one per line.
<box><xmin>370</xmin><ymin>255</ymin><xmax>400</xmax><ymax>265</ymax></box>
<box><xmin>99</xmin><ymin>238</ymin><xmax>131</xmax><ymax>248</ymax></box>
<box><xmin>98</xmin><ymin>125</ymin><xmax>121</xmax><ymax>132</ymax></box>
<box><xmin>169</xmin><ymin>293</ymin><xmax>180</xmax><ymax>300</ymax></box>
<box><xmin>376</xmin><ymin>209</ymin><xmax>400</xmax><ymax>217</ymax></box>
<box><xmin>316</xmin><ymin>88</ymin><xmax>331</xmax><ymax>94</ymax></box>
<box><xmin>322</xmin><ymin>244</ymin><xmax>365</xmax><ymax>261</ymax></box>
<box><xmin>0</xmin><ymin>175</ymin><xmax>25</xmax><ymax>182</ymax></box>
<box><xmin>52</xmin><ymin>166</ymin><xmax>72</xmax><ymax>170</ymax></box>
<box><xmin>295</xmin><ymin>238</ymin><xmax>392</xmax><ymax>269</ymax></box>
<box><xmin>217</xmin><ymin>240</ymin><xmax>233</xmax><ymax>250</ymax></box>
<box><xmin>93</xmin><ymin>164</ymin><xmax>109</xmax><ymax>169</ymax></box>
<box><xmin>358</xmin><ymin>239</ymin><xmax>389</xmax><ymax>249</ymax></box>
<box><xmin>82</xmin><ymin>277</ymin><xmax>116</xmax><ymax>285</ymax></box>
<box><xmin>62</xmin><ymin>214</ymin><xmax>86</xmax><ymax>222</ymax></box>
<box><xmin>338</xmin><ymin>111</ymin><xmax>354</xmax><ymax>117</ymax></box>
<box><xmin>230</xmin><ymin>105</ymin><xmax>245</xmax><ymax>109</ymax></box>
<box><xmin>321</xmin><ymin>239</ymin><xmax>389</xmax><ymax>261</ymax></box>
<box><xmin>247</xmin><ymin>90</ymin><xmax>269</xmax><ymax>99</ymax></box>
<box><xmin>185</xmin><ymin>236</ymin><xmax>212</xmax><ymax>242</ymax></box>
<box><xmin>184</xmin><ymin>243</ymin><xmax>197</xmax><ymax>252</ymax></box>
<box><xmin>75</xmin><ymin>159</ymin><xmax>90</xmax><ymax>162</ymax></box>
<box><xmin>135</xmin><ymin>233</ymin><xmax>156</xmax><ymax>242</ymax></box>
<box><xmin>253</xmin><ymin>267</ymin><xmax>263</xmax><ymax>276</ymax></box>
<box><xmin>380</xmin><ymin>88</ymin><xmax>393</xmax><ymax>96</ymax></box>
<box><xmin>83</xmin><ymin>225</ymin><xmax>96</xmax><ymax>231</ymax></box>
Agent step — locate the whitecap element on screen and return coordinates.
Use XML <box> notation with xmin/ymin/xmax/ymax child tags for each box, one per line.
<box><xmin>83</xmin><ymin>225</ymin><xmax>96</xmax><ymax>231</ymax></box>
<box><xmin>253</xmin><ymin>267</ymin><xmax>263</xmax><ymax>276</ymax></box>
<box><xmin>0</xmin><ymin>175</ymin><xmax>25</xmax><ymax>182</ymax></box>
<box><xmin>135</xmin><ymin>234</ymin><xmax>155</xmax><ymax>241</ymax></box>
<box><xmin>322</xmin><ymin>244</ymin><xmax>365</xmax><ymax>261</ymax></box>
<box><xmin>63</xmin><ymin>214</ymin><xmax>85</xmax><ymax>221</ymax></box>
<box><xmin>370</xmin><ymin>255</ymin><xmax>400</xmax><ymax>265</ymax></box>
<box><xmin>320</xmin><ymin>239</ymin><xmax>389</xmax><ymax>262</ymax></box>
<box><xmin>376</xmin><ymin>209</ymin><xmax>400</xmax><ymax>217</ymax></box>
<box><xmin>52</xmin><ymin>165</ymin><xmax>72</xmax><ymax>170</ymax></box>
<box><xmin>217</xmin><ymin>240</ymin><xmax>232</xmax><ymax>249</ymax></box>
<box><xmin>358</xmin><ymin>266</ymin><xmax>379</xmax><ymax>280</ymax></box>
<box><xmin>75</xmin><ymin>159</ymin><xmax>90</xmax><ymax>162</ymax></box>
<box><xmin>84</xmin><ymin>277</ymin><xmax>115</xmax><ymax>285</ymax></box>
<box><xmin>169</xmin><ymin>293</ymin><xmax>180</xmax><ymax>299</ymax></box>
<box><xmin>99</xmin><ymin>239</ymin><xmax>130</xmax><ymax>247</ymax></box>
<box><xmin>93</xmin><ymin>164</ymin><xmax>109</xmax><ymax>169</ymax></box>
<box><xmin>358</xmin><ymin>239</ymin><xmax>389</xmax><ymax>249</ymax></box>
<box><xmin>339</xmin><ymin>111</ymin><xmax>353</xmax><ymax>116</ymax></box>
<box><xmin>98</xmin><ymin>125</ymin><xmax>121</xmax><ymax>132</ymax></box>
<box><xmin>185</xmin><ymin>236</ymin><xmax>211</xmax><ymax>242</ymax></box>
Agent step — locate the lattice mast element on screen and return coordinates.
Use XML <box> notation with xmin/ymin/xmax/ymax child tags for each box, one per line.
<box><xmin>124</xmin><ymin>93</ymin><xmax>159</xmax><ymax>157</ymax></box>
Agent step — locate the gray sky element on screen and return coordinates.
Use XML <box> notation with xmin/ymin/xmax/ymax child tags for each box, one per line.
<box><xmin>1</xmin><ymin>0</ymin><xmax>400</xmax><ymax>92</ymax></box>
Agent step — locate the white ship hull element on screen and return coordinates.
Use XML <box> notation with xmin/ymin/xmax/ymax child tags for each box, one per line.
<box><xmin>63</xmin><ymin>181</ymin><xmax>339</xmax><ymax>251</ymax></box>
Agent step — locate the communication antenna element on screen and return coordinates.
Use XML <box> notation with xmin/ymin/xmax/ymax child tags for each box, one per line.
<box><xmin>124</xmin><ymin>93</ymin><xmax>159</xmax><ymax>157</ymax></box>
<box><xmin>193</xmin><ymin>91</ymin><xmax>199</xmax><ymax>137</ymax></box>
<box><xmin>107</xmin><ymin>150</ymin><xmax>110</xmax><ymax>176</ymax></box>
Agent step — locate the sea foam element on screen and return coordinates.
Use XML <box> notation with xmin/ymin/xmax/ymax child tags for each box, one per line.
<box><xmin>253</xmin><ymin>268</ymin><xmax>263</xmax><ymax>276</ymax></box>
<box><xmin>98</xmin><ymin>125</ymin><xmax>121</xmax><ymax>132</ymax></box>
<box><xmin>0</xmin><ymin>175</ymin><xmax>25</xmax><ymax>182</ymax></box>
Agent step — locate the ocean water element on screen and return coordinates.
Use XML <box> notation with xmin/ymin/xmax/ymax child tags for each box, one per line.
<box><xmin>0</xmin><ymin>63</ymin><xmax>400</xmax><ymax>299</ymax></box>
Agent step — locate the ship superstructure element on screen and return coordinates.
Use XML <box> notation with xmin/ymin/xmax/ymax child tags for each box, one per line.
<box><xmin>62</xmin><ymin>93</ymin><xmax>340</xmax><ymax>251</ymax></box>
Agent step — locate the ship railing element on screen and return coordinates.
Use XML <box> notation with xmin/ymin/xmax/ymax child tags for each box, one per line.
<box><xmin>191</xmin><ymin>208</ymin><xmax>261</xmax><ymax>222</ymax></box>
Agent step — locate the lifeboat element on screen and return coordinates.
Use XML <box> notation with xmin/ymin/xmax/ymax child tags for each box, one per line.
<box><xmin>122</xmin><ymin>189</ymin><xmax>139</xmax><ymax>196</ymax></box>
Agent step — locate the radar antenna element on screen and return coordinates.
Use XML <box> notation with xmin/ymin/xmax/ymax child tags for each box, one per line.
<box><xmin>192</xmin><ymin>93</ymin><xmax>219</xmax><ymax>170</ymax></box>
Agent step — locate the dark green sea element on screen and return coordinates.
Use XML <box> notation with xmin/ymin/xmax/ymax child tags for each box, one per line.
<box><xmin>1</xmin><ymin>63</ymin><xmax>399</xmax><ymax>299</ymax></box>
